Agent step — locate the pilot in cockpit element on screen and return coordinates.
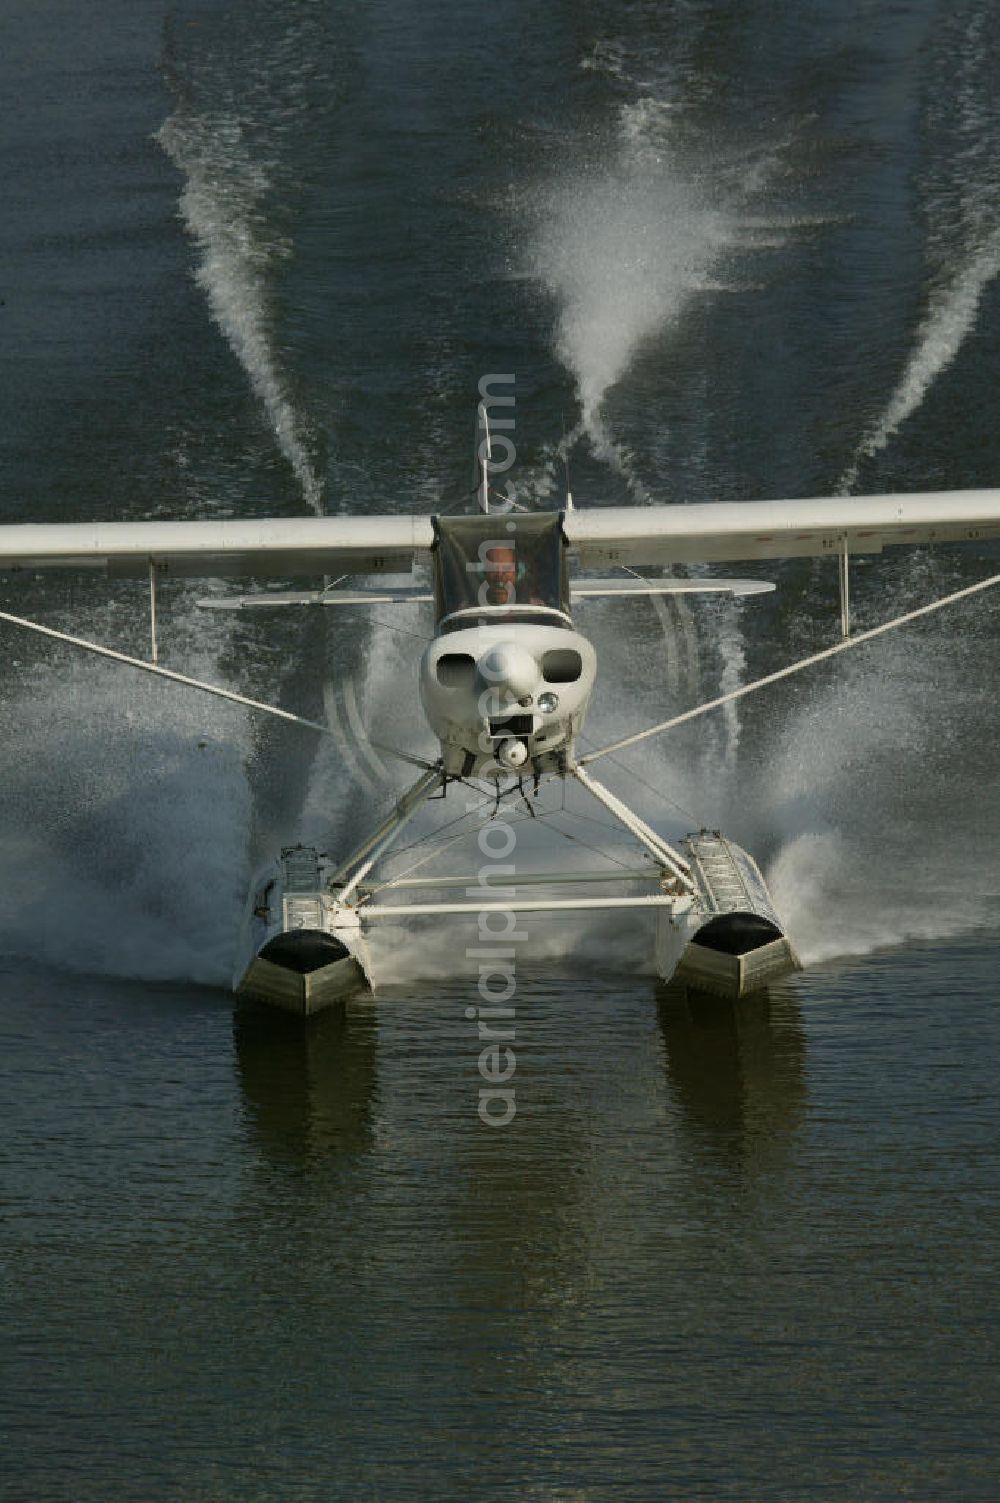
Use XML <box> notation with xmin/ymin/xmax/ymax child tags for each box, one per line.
<box><xmin>482</xmin><ymin>543</ymin><xmax>545</xmax><ymax>607</ymax></box>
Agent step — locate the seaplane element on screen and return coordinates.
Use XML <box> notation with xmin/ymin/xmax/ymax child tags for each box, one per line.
<box><xmin>2</xmin><ymin>426</ymin><xmax>1000</xmax><ymax>1013</ymax></box>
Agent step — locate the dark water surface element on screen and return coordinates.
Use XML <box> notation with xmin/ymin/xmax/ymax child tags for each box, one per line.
<box><xmin>2</xmin><ymin>1</ymin><xmax>1000</xmax><ymax>1498</ymax></box>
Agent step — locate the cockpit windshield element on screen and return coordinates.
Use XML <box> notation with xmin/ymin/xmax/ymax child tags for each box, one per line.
<box><xmin>431</xmin><ymin>513</ymin><xmax>570</xmax><ymax>623</ymax></box>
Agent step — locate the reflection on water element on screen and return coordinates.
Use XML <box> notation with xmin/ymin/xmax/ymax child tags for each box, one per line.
<box><xmin>10</xmin><ymin>963</ymin><xmax>1000</xmax><ymax>1501</ymax></box>
<box><xmin>657</xmin><ymin>982</ymin><xmax>807</xmax><ymax>1161</ymax></box>
<box><xmin>233</xmin><ymin>1000</ymin><xmax>379</xmax><ymax>1162</ymax></box>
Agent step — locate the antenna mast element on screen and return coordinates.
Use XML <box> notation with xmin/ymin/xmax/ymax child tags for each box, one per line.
<box><xmin>477</xmin><ymin>400</ymin><xmax>491</xmax><ymax>513</ymax></box>
<box><xmin>560</xmin><ymin>413</ymin><xmax>574</xmax><ymax>511</ymax></box>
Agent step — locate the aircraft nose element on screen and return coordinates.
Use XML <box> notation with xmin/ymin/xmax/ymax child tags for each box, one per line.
<box><xmin>476</xmin><ymin>642</ymin><xmax>539</xmax><ymax>701</ymax></box>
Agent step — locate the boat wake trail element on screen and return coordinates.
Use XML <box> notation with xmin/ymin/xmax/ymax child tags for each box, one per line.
<box><xmin>157</xmin><ymin>0</ymin><xmax>335</xmax><ymax>516</ymax></box>
<box><xmin>839</xmin><ymin>229</ymin><xmax>1000</xmax><ymax>494</ymax></box>
<box><xmin>840</xmin><ymin>0</ymin><xmax>1000</xmax><ymax>493</ymax></box>
<box><xmin>158</xmin><ymin>109</ymin><xmax>324</xmax><ymax>515</ymax></box>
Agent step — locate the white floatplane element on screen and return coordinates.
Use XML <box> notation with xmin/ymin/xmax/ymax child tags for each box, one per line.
<box><xmin>2</xmin><ymin>476</ymin><xmax>1000</xmax><ymax>1013</ymax></box>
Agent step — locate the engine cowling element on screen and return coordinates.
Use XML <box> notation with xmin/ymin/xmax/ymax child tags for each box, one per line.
<box><xmin>419</xmin><ymin>621</ymin><xmax>597</xmax><ymax>776</ymax></box>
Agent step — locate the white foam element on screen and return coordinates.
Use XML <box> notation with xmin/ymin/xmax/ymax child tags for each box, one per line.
<box><xmin>0</xmin><ymin>624</ymin><xmax>254</xmax><ymax>985</ymax></box>
<box><xmin>757</xmin><ymin>592</ymin><xmax>1000</xmax><ymax>964</ymax></box>
<box><xmin>767</xmin><ymin>828</ymin><xmax>981</xmax><ymax>967</ymax></box>
<box><xmin>713</xmin><ymin>600</ymin><xmax>746</xmax><ymax>773</ymax></box>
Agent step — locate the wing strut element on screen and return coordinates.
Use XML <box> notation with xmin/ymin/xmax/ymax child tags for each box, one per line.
<box><xmin>839</xmin><ymin>539</ymin><xmax>851</xmax><ymax>639</ymax></box>
<box><xmin>149</xmin><ymin>560</ymin><xmax>160</xmax><ymax>664</ymax></box>
<box><xmin>0</xmin><ymin>606</ymin><xmax>433</xmax><ymax>770</ymax></box>
<box><xmin>571</xmin><ymin>765</ymin><xmax>696</xmax><ymax>893</ymax></box>
<box><xmin>579</xmin><ymin>568</ymin><xmax>1000</xmax><ymax>766</ymax></box>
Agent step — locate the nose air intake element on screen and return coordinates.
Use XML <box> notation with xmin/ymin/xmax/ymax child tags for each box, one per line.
<box><xmin>541</xmin><ymin>648</ymin><xmax>583</xmax><ymax>683</ymax></box>
<box><xmin>436</xmin><ymin>652</ymin><xmax>475</xmax><ymax>688</ymax></box>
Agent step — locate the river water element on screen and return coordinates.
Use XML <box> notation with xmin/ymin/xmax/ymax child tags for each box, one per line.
<box><xmin>2</xmin><ymin>2</ymin><xmax>1000</xmax><ymax>1498</ymax></box>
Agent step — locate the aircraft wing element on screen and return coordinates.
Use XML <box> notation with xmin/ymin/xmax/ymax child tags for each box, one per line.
<box><xmin>563</xmin><ymin>489</ymin><xmax>1000</xmax><ymax>566</ymax></box>
<box><xmin>0</xmin><ymin>489</ymin><xmax>999</xmax><ymax>579</ymax></box>
<box><xmin>571</xmin><ymin>577</ymin><xmax>774</xmax><ymax>597</ymax></box>
<box><xmin>0</xmin><ymin>516</ymin><xmax>435</xmax><ymax>578</ymax></box>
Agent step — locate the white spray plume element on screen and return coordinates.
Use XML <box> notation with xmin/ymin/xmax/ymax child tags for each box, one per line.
<box><xmin>532</xmin><ymin>163</ymin><xmax>732</xmax><ymax>437</ymax></box>
<box><xmin>157</xmin><ymin>111</ymin><xmax>325</xmax><ymax>514</ymax></box>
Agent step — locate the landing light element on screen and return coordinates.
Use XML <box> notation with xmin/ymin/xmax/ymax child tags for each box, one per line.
<box><xmin>538</xmin><ymin>691</ymin><xmax>559</xmax><ymax>714</ymax></box>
